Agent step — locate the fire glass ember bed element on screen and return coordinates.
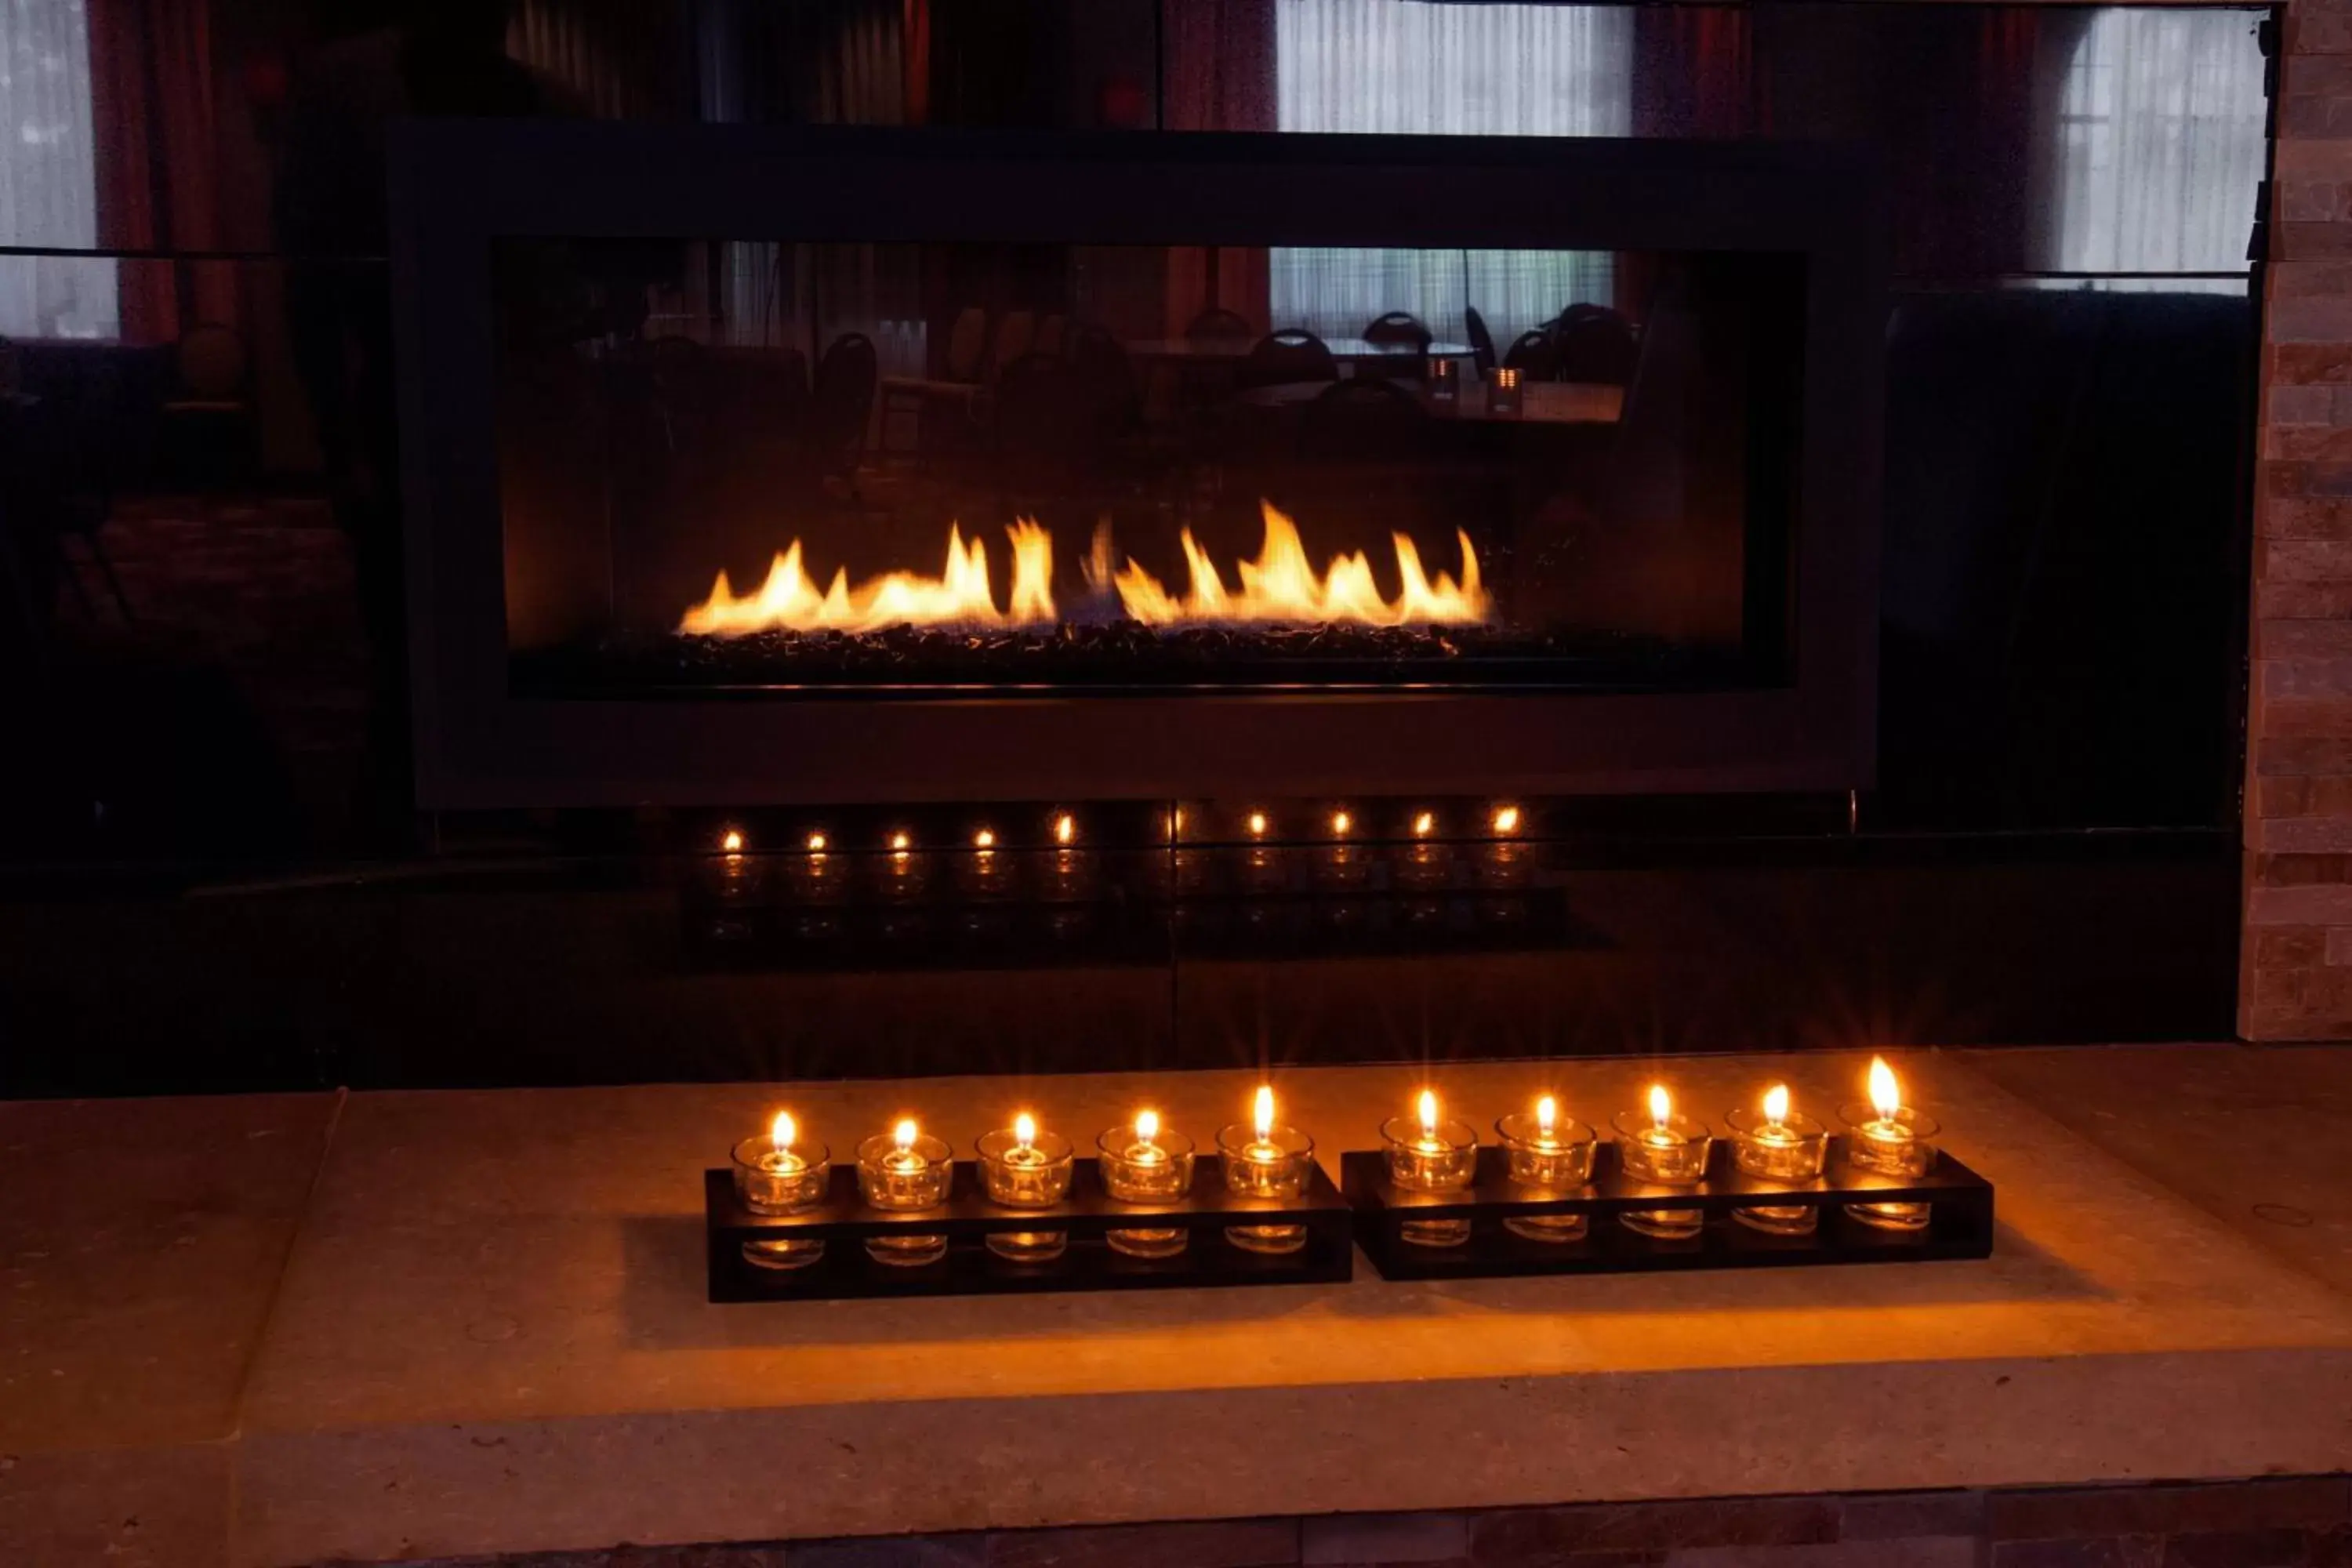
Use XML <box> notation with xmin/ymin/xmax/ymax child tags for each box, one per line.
<box><xmin>397</xmin><ymin>127</ymin><xmax>1883</xmax><ymax>804</ymax></box>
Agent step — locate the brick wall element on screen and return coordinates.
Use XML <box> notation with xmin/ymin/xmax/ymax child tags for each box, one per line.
<box><xmin>2245</xmin><ymin>9</ymin><xmax>2352</xmax><ymax>1037</ymax></box>
<box><xmin>381</xmin><ymin>1474</ymin><xmax>2352</xmax><ymax>1567</ymax></box>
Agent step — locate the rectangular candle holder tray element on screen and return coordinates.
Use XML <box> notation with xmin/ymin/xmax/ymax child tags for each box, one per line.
<box><xmin>1341</xmin><ymin>1139</ymin><xmax>1994</xmax><ymax>1280</ymax></box>
<box><xmin>706</xmin><ymin>1156</ymin><xmax>1352</xmax><ymax>1301</ymax></box>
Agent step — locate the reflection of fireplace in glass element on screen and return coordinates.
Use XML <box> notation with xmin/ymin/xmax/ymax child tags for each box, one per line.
<box><xmin>399</xmin><ymin>127</ymin><xmax>1882</xmax><ymax>804</ymax></box>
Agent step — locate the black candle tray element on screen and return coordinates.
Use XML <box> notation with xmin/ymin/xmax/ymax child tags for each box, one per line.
<box><xmin>706</xmin><ymin>1155</ymin><xmax>1352</xmax><ymax>1301</ymax></box>
<box><xmin>1341</xmin><ymin>1138</ymin><xmax>1994</xmax><ymax>1280</ymax></box>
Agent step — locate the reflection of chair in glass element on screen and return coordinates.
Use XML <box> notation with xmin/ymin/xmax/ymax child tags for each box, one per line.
<box><xmin>810</xmin><ymin>333</ymin><xmax>878</xmax><ymax>491</ymax></box>
<box><xmin>1294</xmin><ymin>375</ymin><xmax>1428</xmax><ymax>466</ymax></box>
<box><xmin>161</xmin><ymin>323</ymin><xmax>257</xmax><ymax>488</ymax></box>
<box><xmin>1363</xmin><ymin>311</ymin><xmax>1432</xmax><ymax>351</ymax></box>
<box><xmin>1464</xmin><ymin>307</ymin><xmax>1497</xmax><ymax>377</ymax></box>
<box><xmin>1555</xmin><ymin>303</ymin><xmax>1639</xmax><ymax>386</ymax></box>
<box><xmin>1237</xmin><ymin>330</ymin><xmax>1338</xmax><ymax>391</ymax></box>
<box><xmin>1501</xmin><ymin>328</ymin><xmax>1559</xmax><ymax>380</ymax></box>
<box><xmin>1185</xmin><ymin>307</ymin><xmax>1255</xmax><ymax>341</ymax></box>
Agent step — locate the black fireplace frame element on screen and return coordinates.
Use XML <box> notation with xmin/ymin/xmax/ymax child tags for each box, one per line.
<box><xmin>393</xmin><ymin>122</ymin><xmax>1885</xmax><ymax>808</ymax></box>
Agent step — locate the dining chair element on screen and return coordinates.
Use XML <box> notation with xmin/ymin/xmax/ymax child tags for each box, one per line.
<box><xmin>944</xmin><ymin>307</ymin><xmax>988</xmax><ymax>382</ymax></box>
<box><xmin>1501</xmin><ymin>328</ymin><xmax>1559</xmax><ymax>380</ymax></box>
<box><xmin>1362</xmin><ymin>311</ymin><xmax>1433</xmax><ymax>352</ymax></box>
<box><xmin>1236</xmin><ymin>330</ymin><xmax>1339</xmax><ymax>391</ymax></box>
<box><xmin>1555</xmin><ymin>303</ymin><xmax>1639</xmax><ymax>386</ymax></box>
<box><xmin>1464</xmin><ymin>307</ymin><xmax>1497</xmax><ymax>377</ymax></box>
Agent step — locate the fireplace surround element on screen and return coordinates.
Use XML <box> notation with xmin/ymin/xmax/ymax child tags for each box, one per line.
<box><xmin>394</xmin><ymin>124</ymin><xmax>1885</xmax><ymax>807</ymax></box>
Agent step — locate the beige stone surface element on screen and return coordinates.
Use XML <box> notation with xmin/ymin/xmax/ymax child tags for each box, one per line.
<box><xmin>225</xmin><ymin>1053</ymin><xmax>2352</xmax><ymax>1565</ymax></box>
<box><xmin>1963</xmin><ymin>1044</ymin><xmax>2352</xmax><ymax>1294</ymax></box>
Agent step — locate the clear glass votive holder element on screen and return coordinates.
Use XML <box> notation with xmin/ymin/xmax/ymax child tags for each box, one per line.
<box><xmin>855</xmin><ymin>1131</ymin><xmax>954</xmax><ymax>1266</ymax></box>
<box><xmin>1379</xmin><ymin>1116</ymin><xmax>1480</xmax><ymax>1247</ymax></box>
<box><xmin>1838</xmin><ymin>1104</ymin><xmax>1942</xmax><ymax>1231</ymax></box>
<box><xmin>976</xmin><ymin>1126</ymin><xmax>1076</xmax><ymax>1263</ymax></box>
<box><xmin>1724</xmin><ymin>1106</ymin><xmax>1829</xmax><ymax>1236</ymax></box>
<box><xmin>1495</xmin><ymin>1111</ymin><xmax>1597</xmax><ymax>1243</ymax></box>
<box><xmin>1215</xmin><ymin>1123</ymin><xmax>1316</xmax><ymax>1254</ymax></box>
<box><xmin>1490</xmin><ymin>366</ymin><xmax>1524</xmax><ymax>416</ymax></box>
<box><xmin>731</xmin><ymin>1134</ymin><xmax>831</xmax><ymax>1271</ymax></box>
<box><xmin>1610</xmin><ymin>1109</ymin><xmax>1714</xmax><ymax>1240</ymax></box>
<box><xmin>1426</xmin><ymin>356</ymin><xmax>1459</xmax><ymax>405</ymax></box>
<box><xmin>1097</xmin><ymin>1127</ymin><xmax>1199</xmax><ymax>1258</ymax></box>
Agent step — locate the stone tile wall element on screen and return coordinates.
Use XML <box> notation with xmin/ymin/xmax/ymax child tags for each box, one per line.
<box><xmin>388</xmin><ymin>1473</ymin><xmax>2350</xmax><ymax>1567</ymax></box>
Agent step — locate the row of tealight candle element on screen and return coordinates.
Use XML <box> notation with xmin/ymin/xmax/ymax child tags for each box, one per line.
<box><xmin>731</xmin><ymin>1086</ymin><xmax>1322</xmax><ymax>1272</ymax></box>
<box><xmin>728</xmin><ymin>1059</ymin><xmax>1940</xmax><ymax>1272</ymax></box>
<box><xmin>1378</xmin><ymin>1057</ymin><xmax>1940</xmax><ymax>1247</ymax></box>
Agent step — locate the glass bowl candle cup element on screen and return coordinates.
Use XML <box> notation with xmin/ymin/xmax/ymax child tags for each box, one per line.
<box><xmin>731</xmin><ymin>1110</ymin><xmax>831</xmax><ymax>1271</ymax></box>
<box><xmin>1217</xmin><ymin>1085</ymin><xmax>1316</xmax><ymax>1254</ymax></box>
<box><xmin>1725</xmin><ymin>1084</ymin><xmax>1829</xmax><ymax>1235</ymax></box>
<box><xmin>977</xmin><ymin>1113</ymin><xmax>1076</xmax><ymax>1263</ymax></box>
<box><xmin>1840</xmin><ymin>1057</ymin><xmax>1941</xmax><ymax>1231</ymax></box>
<box><xmin>1097</xmin><ymin>1110</ymin><xmax>1197</xmax><ymax>1258</ymax></box>
<box><xmin>855</xmin><ymin>1119</ymin><xmax>954</xmax><ymax>1266</ymax></box>
<box><xmin>1380</xmin><ymin>1090</ymin><xmax>1479</xmax><ymax>1247</ymax></box>
<box><xmin>1495</xmin><ymin>1094</ymin><xmax>1598</xmax><ymax>1243</ymax></box>
<box><xmin>1611</xmin><ymin>1085</ymin><xmax>1714</xmax><ymax>1240</ymax></box>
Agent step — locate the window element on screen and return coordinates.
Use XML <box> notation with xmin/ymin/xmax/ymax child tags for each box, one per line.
<box><xmin>1272</xmin><ymin>0</ymin><xmax>1632</xmax><ymax>344</ymax></box>
<box><xmin>0</xmin><ymin>0</ymin><xmax>114</xmax><ymax>338</ymax></box>
<box><xmin>2050</xmin><ymin>9</ymin><xmax>2266</xmax><ymax>290</ymax></box>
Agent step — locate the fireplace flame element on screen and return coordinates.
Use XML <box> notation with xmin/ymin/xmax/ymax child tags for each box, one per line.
<box><xmin>680</xmin><ymin>503</ymin><xmax>1487</xmax><ymax>637</ymax></box>
<box><xmin>681</xmin><ymin>521</ymin><xmax>1056</xmax><ymax>637</ymax></box>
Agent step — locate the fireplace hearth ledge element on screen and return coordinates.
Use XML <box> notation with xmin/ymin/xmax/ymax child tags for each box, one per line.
<box><xmin>5</xmin><ymin>1048</ymin><xmax>2352</xmax><ymax>1568</ymax></box>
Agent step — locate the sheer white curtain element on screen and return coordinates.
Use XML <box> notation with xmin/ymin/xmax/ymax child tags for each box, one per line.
<box><xmin>0</xmin><ymin>0</ymin><xmax>113</xmax><ymax>339</ymax></box>
<box><xmin>2049</xmin><ymin>9</ymin><xmax>2266</xmax><ymax>290</ymax></box>
<box><xmin>1272</xmin><ymin>0</ymin><xmax>1631</xmax><ymax>345</ymax></box>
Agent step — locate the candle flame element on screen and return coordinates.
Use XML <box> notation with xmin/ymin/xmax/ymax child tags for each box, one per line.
<box><xmin>1135</xmin><ymin>1109</ymin><xmax>1160</xmax><ymax>1142</ymax></box>
<box><xmin>1330</xmin><ymin>810</ymin><xmax>1352</xmax><ymax>837</ymax></box>
<box><xmin>1537</xmin><ymin>1094</ymin><xmax>1557</xmax><ymax>1133</ymax></box>
<box><xmin>974</xmin><ymin>828</ymin><xmax>996</xmax><ymax>851</ymax></box>
<box><xmin>1054</xmin><ymin>814</ymin><xmax>1075</xmax><ymax>845</ymax></box>
<box><xmin>720</xmin><ymin>829</ymin><xmax>743</xmax><ymax>854</ymax></box>
<box><xmin>1413</xmin><ymin>811</ymin><xmax>1436</xmax><ymax>838</ymax></box>
<box><xmin>1763</xmin><ymin>1083</ymin><xmax>1791</xmax><ymax>1126</ymax></box>
<box><xmin>805</xmin><ymin>831</ymin><xmax>827</xmax><ymax>853</ymax></box>
<box><xmin>1492</xmin><ymin>805</ymin><xmax>1520</xmax><ymax>834</ymax></box>
<box><xmin>1014</xmin><ymin>1112</ymin><xmax>1036</xmax><ymax>1149</ymax></box>
<box><xmin>771</xmin><ymin>1110</ymin><xmax>795</xmax><ymax>1149</ymax></box>
<box><xmin>1247</xmin><ymin>811</ymin><xmax>1269</xmax><ymax>839</ymax></box>
<box><xmin>889</xmin><ymin>830</ymin><xmax>911</xmax><ymax>853</ymax></box>
<box><xmin>1648</xmin><ymin>1083</ymin><xmax>1671</xmax><ymax>1129</ymax></box>
<box><xmin>1417</xmin><ymin>1089</ymin><xmax>1439</xmax><ymax>1136</ymax></box>
<box><xmin>894</xmin><ymin>1118</ymin><xmax>917</xmax><ymax>1152</ymax></box>
<box><xmin>1253</xmin><ymin>1084</ymin><xmax>1275</xmax><ymax>1140</ymax></box>
<box><xmin>1868</xmin><ymin>1057</ymin><xmax>1902</xmax><ymax>1120</ymax></box>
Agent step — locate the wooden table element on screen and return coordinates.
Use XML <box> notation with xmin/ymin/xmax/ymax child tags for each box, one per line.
<box><xmin>1232</xmin><ymin>378</ymin><xmax>1624</xmax><ymax>424</ymax></box>
<box><xmin>1127</xmin><ymin>336</ymin><xmax>1474</xmax><ymax>363</ymax></box>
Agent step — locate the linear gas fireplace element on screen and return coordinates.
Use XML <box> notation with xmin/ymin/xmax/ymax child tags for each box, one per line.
<box><xmin>395</xmin><ymin>126</ymin><xmax>1883</xmax><ymax>806</ymax></box>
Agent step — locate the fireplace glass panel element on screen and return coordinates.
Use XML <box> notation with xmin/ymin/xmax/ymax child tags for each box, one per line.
<box><xmin>497</xmin><ymin>238</ymin><xmax>1801</xmax><ymax>694</ymax></box>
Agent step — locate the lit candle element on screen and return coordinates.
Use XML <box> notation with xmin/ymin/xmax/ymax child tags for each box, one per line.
<box><xmin>1413</xmin><ymin>811</ymin><xmax>1436</xmax><ymax>837</ymax></box>
<box><xmin>886</xmin><ymin>1117</ymin><xmax>926</xmax><ymax>1174</ymax></box>
<box><xmin>890</xmin><ymin>830</ymin><xmax>911</xmax><ymax>854</ymax></box>
<box><xmin>1728</xmin><ymin>1083</ymin><xmax>1828</xmax><ymax>1235</ymax></box>
<box><xmin>1247</xmin><ymin>811</ymin><xmax>1269</xmax><ymax>839</ymax></box>
<box><xmin>762</xmin><ymin>1110</ymin><xmax>807</xmax><ymax>1176</ymax></box>
<box><xmin>973</xmin><ymin>828</ymin><xmax>996</xmax><ymax>851</ymax></box>
<box><xmin>1497</xmin><ymin>1093</ymin><xmax>1595</xmax><ymax>1243</ymax></box>
<box><xmin>1643</xmin><ymin>1083</ymin><xmax>1683</xmax><ymax>1148</ymax></box>
<box><xmin>858</xmin><ymin>1117</ymin><xmax>953</xmax><ymax>1266</ymax></box>
<box><xmin>1490</xmin><ymin>805</ymin><xmax>1520</xmax><ymax>835</ymax></box>
<box><xmin>1220</xmin><ymin>1083</ymin><xmax>1315</xmax><ymax>1254</ymax></box>
<box><xmin>1331</xmin><ymin>810</ymin><xmax>1352</xmax><ymax>837</ymax></box>
<box><xmin>1841</xmin><ymin>1057</ymin><xmax>1940</xmax><ymax>1232</ymax></box>
<box><xmin>804</xmin><ymin>831</ymin><xmax>828</xmax><ymax>855</ymax></box>
<box><xmin>721</xmin><ymin>829</ymin><xmax>744</xmax><ymax>855</ymax></box>
<box><xmin>1098</xmin><ymin>1108</ymin><xmax>1196</xmax><ymax>1258</ymax></box>
<box><xmin>731</xmin><ymin>1108</ymin><xmax>830</xmax><ymax>1269</ymax></box>
<box><xmin>1381</xmin><ymin>1087</ymin><xmax>1477</xmax><ymax>1247</ymax></box>
<box><xmin>978</xmin><ymin>1111</ymin><xmax>1074</xmax><ymax>1262</ymax></box>
<box><xmin>1611</xmin><ymin>1085</ymin><xmax>1712</xmax><ymax>1241</ymax></box>
<box><xmin>1535</xmin><ymin>1093</ymin><xmax>1559</xmax><ymax>1147</ymax></box>
<box><xmin>1054</xmin><ymin>813</ymin><xmax>1076</xmax><ymax>846</ymax></box>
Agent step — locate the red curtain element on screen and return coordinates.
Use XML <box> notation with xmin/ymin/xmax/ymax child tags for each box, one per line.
<box><xmin>1161</xmin><ymin>0</ymin><xmax>1275</xmax><ymax>337</ymax></box>
<box><xmin>87</xmin><ymin>0</ymin><xmax>231</xmax><ymax>344</ymax></box>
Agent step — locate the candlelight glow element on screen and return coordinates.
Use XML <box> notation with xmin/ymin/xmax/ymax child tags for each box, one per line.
<box><xmin>771</xmin><ymin>1110</ymin><xmax>795</xmax><ymax>1149</ymax></box>
<box><xmin>1247</xmin><ymin>811</ymin><xmax>1269</xmax><ymax>839</ymax></box>
<box><xmin>1648</xmin><ymin>1083</ymin><xmax>1672</xmax><ymax>1129</ymax></box>
<box><xmin>1537</xmin><ymin>1094</ymin><xmax>1557</xmax><ymax>1134</ymax></box>
<box><xmin>1253</xmin><ymin>1084</ymin><xmax>1276</xmax><ymax>1141</ymax></box>
<box><xmin>1054</xmin><ymin>814</ymin><xmax>1076</xmax><ymax>846</ymax></box>
<box><xmin>720</xmin><ymin>829</ymin><xmax>744</xmax><ymax>854</ymax></box>
<box><xmin>889</xmin><ymin>831</ymin><xmax>911</xmax><ymax>853</ymax></box>
<box><xmin>1413</xmin><ymin>811</ymin><xmax>1436</xmax><ymax>837</ymax></box>
<box><xmin>1869</xmin><ymin>1057</ymin><xmax>1902</xmax><ymax>1120</ymax></box>
<box><xmin>804</xmin><ymin>831</ymin><xmax>828</xmax><ymax>853</ymax></box>
<box><xmin>1135</xmin><ymin>1109</ymin><xmax>1160</xmax><ymax>1142</ymax></box>
<box><xmin>894</xmin><ymin>1118</ymin><xmax>918</xmax><ymax>1152</ymax></box>
<box><xmin>1330</xmin><ymin>810</ymin><xmax>1352</xmax><ymax>837</ymax></box>
<box><xmin>1417</xmin><ymin>1089</ymin><xmax>1439</xmax><ymax>1136</ymax></box>
<box><xmin>973</xmin><ymin>829</ymin><xmax>996</xmax><ymax>851</ymax></box>
<box><xmin>1014</xmin><ymin>1112</ymin><xmax>1037</xmax><ymax>1149</ymax></box>
<box><xmin>1763</xmin><ymin>1083</ymin><xmax>1791</xmax><ymax>1126</ymax></box>
<box><xmin>1491</xmin><ymin>804</ymin><xmax>1520</xmax><ymax>834</ymax></box>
